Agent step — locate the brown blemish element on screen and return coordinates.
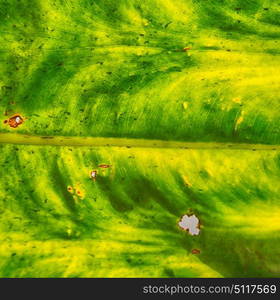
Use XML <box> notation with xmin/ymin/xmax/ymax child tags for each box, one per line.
<box><xmin>191</xmin><ymin>249</ymin><xmax>201</xmax><ymax>255</ymax></box>
<box><xmin>98</xmin><ymin>164</ymin><xmax>111</xmax><ymax>168</ymax></box>
<box><xmin>68</xmin><ymin>185</ymin><xmax>84</xmax><ymax>198</ymax></box>
<box><xmin>4</xmin><ymin>114</ymin><xmax>24</xmax><ymax>128</ymax></box>
<box><xmin>183</xmin><ymin>47</ymin><xmax>191</xmax><ymax>52</ymax></box>
<box><xmin>74</xmin><ymin>186</ymin><xmax>85</xmax><ymax>198</ymax></box>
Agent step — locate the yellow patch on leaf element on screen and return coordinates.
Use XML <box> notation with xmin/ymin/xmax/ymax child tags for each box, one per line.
<box><xmin>232</xmin><ymin>97</ymin><xmax>241</xmax><ymax>104</ymax></box>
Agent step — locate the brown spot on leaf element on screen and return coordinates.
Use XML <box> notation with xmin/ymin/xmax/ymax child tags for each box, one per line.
<box><xmin>191</xmin><ymin>249</ymin><xmax>201</xmax><ymax>255</ymax></box>
<box><xmin>5</xmin><ymin>114</ymin><xmax>24</xmax><ymax>128</ymax></box>
<box><xmin>183</xmin><ymin>47</ymin><xmax>191</xmax><ymax>52</ymax></box>
<box><xmin>98</xmin><ymin>164</ymin><xmax>111</xmax><ymax>169</ymax></box>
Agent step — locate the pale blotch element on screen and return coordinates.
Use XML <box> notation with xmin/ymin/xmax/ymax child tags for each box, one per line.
<box><xmin>182</xmin><ymin>102</ymin><xmax>189</xmax><ymax>110</ymax></box>
<box><xmin>15</xmin><ymin>116</ymin><xmax>21</xmax><ymax>123</ymax></box>
<box><xmin>178</xmin><ymin>214</ymin><xmax>200</xmax><ymax>235</ymax></box>
<box><xmin>232</xmin><ymin>97</ymin><xmax>241</xmax><ymax>104</ymax></box>
<box><xmin>182</xmin><ymin>175</ymin><xmax>192</xmax><ymax>187</ymax></box>
<box><xmin>235</xmin><ymin>110</ymin><xmax>245</xmax><ymax>130</ymax></box>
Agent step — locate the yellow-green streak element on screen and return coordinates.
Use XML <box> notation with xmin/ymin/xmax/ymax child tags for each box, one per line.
<box><xmin>0</xmin><ymin>133</ymin><xmax>279</xmax><ymax>150</ymax></box>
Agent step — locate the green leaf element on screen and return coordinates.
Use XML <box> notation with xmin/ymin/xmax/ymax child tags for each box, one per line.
<box><xmin>0</xmin><ymin>0</ymin><xmax>279</xmax><ymax>277</ymax></box>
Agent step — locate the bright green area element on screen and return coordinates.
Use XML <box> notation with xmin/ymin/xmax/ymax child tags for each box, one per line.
<box><xmin>0</xmin><ymin>0</ymin><xmax>279</xmax><ymax>143</ymax></box>
<box><xmin>0</xmin><ymin>144</ymin><xmax>279</xmax><ymax>277</ymax></box>
<box><xmin>0</xmin><ymin>0</ymin><xmax>279</xmax><ymax>278</ymax></box>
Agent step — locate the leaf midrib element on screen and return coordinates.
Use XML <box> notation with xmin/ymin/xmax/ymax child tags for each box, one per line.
<box><xmin>0</xmin><ymin>133</ymin><xmax>279</xmax><ymax>150</ymax></box>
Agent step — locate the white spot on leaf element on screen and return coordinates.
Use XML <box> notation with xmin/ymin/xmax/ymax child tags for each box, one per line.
<box><xmin>178</xmin><ymin>214</ymin><xmax>200</xmax><ymax>235</ymax></box>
